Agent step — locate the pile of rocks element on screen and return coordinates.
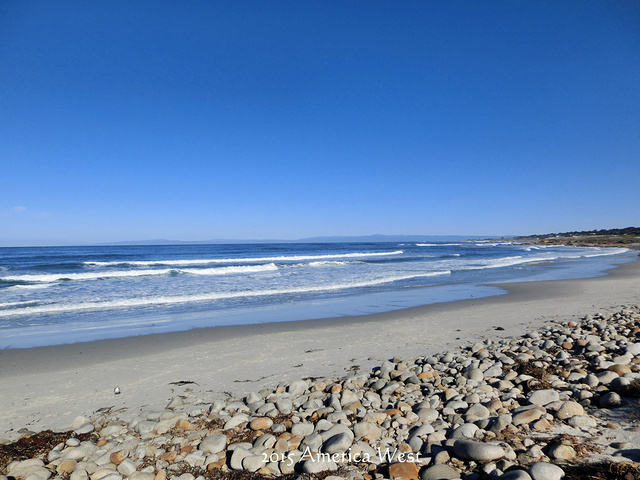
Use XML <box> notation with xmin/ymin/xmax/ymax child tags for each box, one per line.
<box><xmin>3</xmin><ymin>306</ymin><xmax>640</xmax><ymax>480</ymax></box>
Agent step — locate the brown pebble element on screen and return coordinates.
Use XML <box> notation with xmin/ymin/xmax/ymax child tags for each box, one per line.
<box><xmin>397</xmin><ymin>442</ymin><xmax>412</xmax><ymax>453</ymax></box>
<box><xmin>388</xmin><ymin>461</ymin><xmax>420</xmax><ymax>480</ymax></box>
<box><xmin>344</xmin><ymin>400</ymin><xmax>363</xmax><ymax>412</ymax></box>
<box><xmin>56</xmin><ymin>459</ymin><xmax>77</xmax><ymax>474</ymax></box>
<box><xmin>207</xmin><ymin>459</ymin><xmax>225</xmax><ymax>470</ymax></box>
<box><xmin>176</xmin><ymin>419</ymin><xmax>191</xmax><ymax>430</ymax></box>
<box><xmin>532</xmin><ymin>418</ymin><xmax>553</xmax><ymax>430</ymax></box>
<box><xmin>249</xmin><ymin>417</ymin><xmax>273</xmax><ymax>431</ymax></box>
<box><xmin>608</xmin><ymin>364</ymin><xmax>632</xmax><ymax>375</ymax></box>
<box><xmin>110</xmin><ymin>449</ymin><xmax>128</xmax><ymax>465</ymax></box>
<box><xmin>383</xmin><ymin>408</ymin><xmax>403</xmax><ymax>416</ymax></box>
<box><xmin>160</xmin><ymin>451</ymin><xmax>177</xmax><ymax>462</ymax></box>
<box><xmin>418</xmin><ymin>371</ymin><xmax>439</xmax><ymax>380</ymax></box>
<box><xmin>274</xmin><ymin>438</ymin><xmax>289</xmax><ymax>451</ymax></box>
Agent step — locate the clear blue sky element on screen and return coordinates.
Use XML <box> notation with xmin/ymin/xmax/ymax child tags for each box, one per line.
<box><xmin>1</xmin><ymin>1</ymin><xmax>639</xmax><ymax>245</ymax></box>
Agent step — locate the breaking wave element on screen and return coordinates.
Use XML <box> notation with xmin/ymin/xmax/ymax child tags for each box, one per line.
<box><xmin>0</xmin><ymin>270</ymin><xmax>451</xmax><ymax>317</ymax></box>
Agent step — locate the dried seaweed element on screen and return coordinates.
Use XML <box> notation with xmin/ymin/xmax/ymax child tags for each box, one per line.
<box><xmin>563</xmin><ymin>461</ymin><xmax>640</xmax><ymax>480</ymax></box>
<box><xmin>0</xmin><ymin>430</ymin><xmax>92</xmax><ymax>472</ymax></box>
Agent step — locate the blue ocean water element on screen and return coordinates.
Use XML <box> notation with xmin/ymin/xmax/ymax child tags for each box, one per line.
<box><xmin>0</xmin><ymin>242</ymin><xmax>635</xmax><ymax>348</ymax></box>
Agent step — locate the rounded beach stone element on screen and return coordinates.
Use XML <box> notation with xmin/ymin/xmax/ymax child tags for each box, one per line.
<box><xmin>353</xmin><ymin>422</ymin><xmax>382</xmax><ymax>441</ymax></box>
<box><xmin>415</xmin><ymin>408</ymin><xmax>439</xmax><ymax>421</ymax></box>
<box><xmin>420</xmin><ymin>464</ymin><xmax>460</xmax><ymax>480</ymax></box>
<box><xmin>408</xmin><ymin>436</ymin><xmax>423</xmax><ymax>453</ymax></box>
<box><xmin>134</xmin><ymin>421</ymin><xmax>156</xmax><ymax>435</ymax></box>
<box><xmin>626</xmin><ymin>343</ymin><xmax>640</xmax><ymax>356</ymax></box>
<box><xmin>292</xmin><ymin>422</ymin><xmax>315</xmax><ymax>437</ymax></box>
<box><xmin>323</xmin><ymin>432</ymin><xmax>353</xmax><ymax>454</ymax></box>
<box><xmin>341</xmin><ymin>389</ymin><xmax>359</xmax><ymax>405</ymax></box>
<box><xmin>249</xmin><ymin>417</ymin><xmax>273</xmax><ymax>431</ymax></box>
<box><xmin>512</xmin><ymin>408</ymin><xmax>543</xmax><ymax>426</ymax></box>
<box><xmin>600</xmin><ymin>392</ymin><xmax>622</xmax><ymax>408</ymax></box>
<box><xmin>116</xmin><ymin>459</ymin><xmax>137</xmax><ymax>477</ymax></box>
<box><xmin>242</xmin><ymin>455</ymin><xmax>266</xmax><ymax>472</ymax></box>
<box><xmin>464</xmin><ymin>404</ymin><xmax>490</xmax><ymax>422</ymax></box>
<box><xmin>555</xmin><ymin>401</ymin><xmax>584</xmax><ymax>420</ymax></box>
<box><xmin>567</xmin><ymin>415</ymin><xmax>597</xmax><ymax>429</ymax></box>
<box><xmin>70</xmin><ymin>470</ymin><xmax>88</xmax><ymax>480</ymax></box>
<box><xmin>302</xmin><ymin>458</ymin><xmax>338</xmax><ymax>474</ymax></box>
<box><xmin>597</xmin><ymin>371</ymin><xmax>620</xmax><ymax>386</ymax></box>
<box><xmin>129</xmin><ymin>473</ymin><xmax>155</xmax><ymax>480</ymax></box>
<box><xmin>109</xmin><ymin>450</ymin><xmax>128</xmax><ymax>465</ymax></box>
<box><xmin>465</xmin><ymin>368</ymin><xmax>484</xmax><ymax>382</ymax></box>
<box><xmin>610</xmin><ymin>376</ymin><xmax>631</xmax><ymax>390</ymax></box>
<box><xmin>452</xmin><ymin>439</ymin><xmax>505</xmax><ymax>462</ymax></box>
<box><xmin>230</xmin><ymin>448</ymin><xmax>252</xmax><ymax>470</ymax></box>
<box><xmin>527</xmin><ymin>390</ymin><xmax>559</xmax><ymax>406</ymax></box>
<box><xmin>549</xmin><ymin>444</ymin><xmax>576</xmax><ymax>461</ymax></box>
<box><xmin>199</xmin><ymin>434</ymin><xmax>227</xmax><ymax>454</ymax></box>
<box><xmin>72</xmin><ymin>416</ymin><xmax>92</xmax><ymax>429</ymax></box>
<box><xmin>528</xmin><ymin>462</ymin><xmax>565</xmax><ymax>480</ymax></box>
<box><xmin>450</xmin><ymin>423</ymin><xmax>479</xmax><ymax>439</ymax></box>
<box><xmin>288</xmin><ymin>380</ymin><xmax>308</xmax><ymax>396</ymax></box>
<box><xmin>92</xmin><ymin>467</ymin><xmax>119</xmax><ymax>480</ymax></box>
<box><xmin>320</xmin><ymin>424</ymin><xmax>354</xmax><ymax>442</ymax></box>
<box><xmin>56</xmin><ymin>460</ymin><xmax>77</xmax><ymax>475</ymax></box>
<box><xmin>388</xmin><ymin>462</ymin><xmax>420</xmax><ymax>480</ymax></box>
<box><xmin>99</xmin><ymin>474</ymin><xmax>122</xmax><ymax>480</ymax></box>
<box><xmin>74</xmin><ymin>424</ymin><xmax>95</xmax><ymax>435</ymax></box>
<box><xmin>501</xmin><ymin>470</ymin><xmax>531</xmax><ymax>480</ymax></box>
<box><xmin>608</xmin><ymin>364</ymin><xmax>632</xmax><ymax>375</ymax></box>
<box><xmin>275</xmin><ymin>398</ymin><xmax>293</xmax><ymax>413</ymax></box>
<box><xmin>411</xmin><ymin>423</ymin><xmax>435</xmax><ymax>437</ymax></box>
<box><xmin>224</xmin><ymin>413</ymin><xmax>249</xmax><ymax>430</ymax></box>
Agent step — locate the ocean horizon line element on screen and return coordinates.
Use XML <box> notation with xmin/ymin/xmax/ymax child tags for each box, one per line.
<box><xmin>0</xmin><ymin>234</ymin><xmax>509</xmax><ymax>248</ymax></box>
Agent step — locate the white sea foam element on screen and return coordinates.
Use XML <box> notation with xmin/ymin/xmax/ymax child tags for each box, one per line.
<box><xmin>456</xmin><ymin>248</ymin><xmax>627</xmax><ymax>272</ymax></box>
<box><xmin>180</xmin><ymin>264</ymin><xmax>278</xmax><ymax>275</ymax></box>
<box><xmin>0</xmin><ymin>300</ymin><xmax>39</xmax><ymax>309</ymax></box>
<box><xmin>474</xmin><ymin>242</ymin><xmax>513</xmax><ymax>246</ymax></box>
<box><xmin>416</xmin><ymin>243</ymin><xmax>463</xmax><ymax>247</ymax></box>
<box><xmin>82</xmin><ymin>250</ymin><xmax>404</xmax><ymax>267</ymax></box>
<box><xmin>582</xmin><ymin>248</ymin><xmax>629</xmax><ymax>257</ymax></box>
<box><xmin>6</xmin><ymin>284</ymin><xmax>55</xmax><ymax>291</ymax></box>
<box><xmin>462</xmin><ymin>255</ymin><xmax>557</xmax><ymax>270</ymax></box>
<box><xmin>0</xmin><ymin>264</ymin><xmax>280</xmax><ymax>283</ymax></box>
<box><xmin>0</xmin><ymin>268</ymin><xmax>178</xmax><ymax>283</ymax></box>
<box><xmin>306</xmin><ymin>261</ymin><xmax>354</xmax><ymax>267</ymax></box>
<box><xmin>0</xmin><ymin>270</ymin><xmax>451</xmax><ymax>317</ymax></box>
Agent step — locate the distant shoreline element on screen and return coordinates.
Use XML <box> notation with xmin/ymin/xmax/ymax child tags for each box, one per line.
<box><xmin>506</xmin><ymin>228</ymin><xmax>640</xmax><ymax>248</ymax></box>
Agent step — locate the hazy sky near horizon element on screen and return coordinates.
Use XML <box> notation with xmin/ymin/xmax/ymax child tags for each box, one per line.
<box><xmin>1</xmin><ymin>1</ymin><xmax>639</xmax><ymax>245</ymax></box>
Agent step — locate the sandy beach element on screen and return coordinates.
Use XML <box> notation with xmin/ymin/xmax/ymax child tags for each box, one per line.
<box><xmin>1</xmin><ymin>256</ymin><xmax>638</xmax><ymax>441</ymax></box>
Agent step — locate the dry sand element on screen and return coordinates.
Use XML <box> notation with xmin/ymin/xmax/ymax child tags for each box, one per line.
<box><xmin>1</xmin><ymin>257</ymin><xmax>638</xmax><ymax>440</ymax></box>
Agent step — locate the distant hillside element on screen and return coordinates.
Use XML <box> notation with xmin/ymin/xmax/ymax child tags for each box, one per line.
<box><xmin>512</xmin><ymin>227</ymin><xmax>640</xmax><ymax>247</ymax></box>
<box><xmin>541</xmin><ymin>227</ymin><xmax>640</xmax><ymax>237</ymax></box>
<box><xmin>103</xmin><ymin>234</ymin><xmax>498</xmax><ymax>246</ymax></box>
